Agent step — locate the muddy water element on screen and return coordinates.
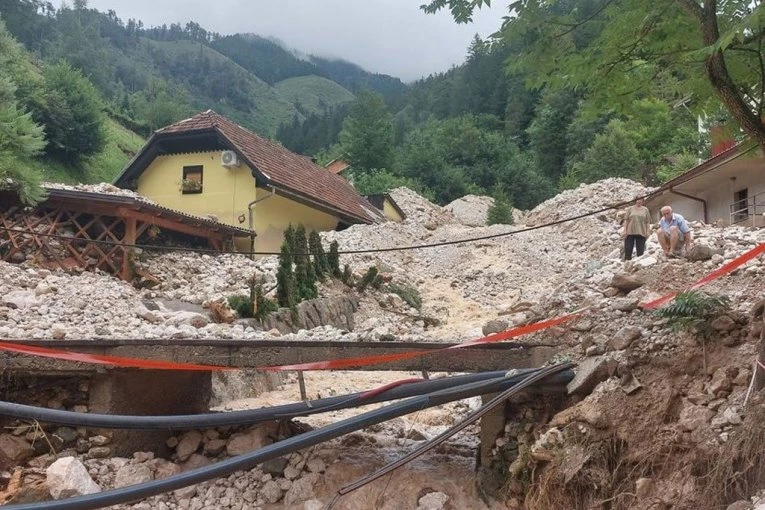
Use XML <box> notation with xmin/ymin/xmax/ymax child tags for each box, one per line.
<box><xmin>218</xmin><ymin>371</ymin><xmax>500</xmax><ymax>510</ymax></box>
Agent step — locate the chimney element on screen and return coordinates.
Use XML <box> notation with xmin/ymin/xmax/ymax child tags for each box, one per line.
<box><xmin>710</xmin><ymin>123</ymin><xmax>735</xmax><ymax>157</ymax></box>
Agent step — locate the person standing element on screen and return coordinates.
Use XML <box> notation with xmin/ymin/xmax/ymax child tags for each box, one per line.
<box><xmin>622</xmin><ymin>196</ymin><xmax>651</xmax><ymax>260</ymax></box>
<box><xmin>656</xmin><ymin>205</ymin><xmax>693</xmax><ymax>257</ymax></box>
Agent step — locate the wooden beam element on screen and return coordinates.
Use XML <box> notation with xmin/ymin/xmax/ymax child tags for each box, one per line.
<box><xmin>122</xmin><ymin>217</ymin><xmax>137</xmax><ymax>281</ymax></box>
<box><xmin>116</xmin><ymin>207</ymin><xmax>224</xmax><ymax>244</ymax></box>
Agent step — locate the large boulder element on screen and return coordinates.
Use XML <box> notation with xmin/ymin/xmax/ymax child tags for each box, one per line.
<box><xmin>610</xmin><ymin>274</ymin><xmax>645</xmax><ymax>293</ymax></box>
<box><xmin>46</xmin><ymin>457</ymin><xmax>101</xmax><ymax>499</ymax></box>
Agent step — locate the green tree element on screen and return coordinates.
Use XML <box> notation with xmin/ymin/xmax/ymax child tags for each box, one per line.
<box><xmin>423</xmin><ymin>0</ymin><xmax>765</xmax><ymax>148</ymax></box>
<box><xmin>560</xmin><ymin>120</ymin><xmax>642</xmax><ymax>188</ymax></box>
<box><xmin>39</xmin><ymin>60</ymin><xmax>106</xmax><ymax>163</ymax></box>
<box><xmin>339</xmin><ymin>90</ymin><xmax>394</xmax><ymax>171</ymax></box>
<box><xmin>0</xmin><ymin>20</ymin><xmax>46</xmax><ymax>204</ymax></box>
<box><xmin>0</xmin><ymin>75</ymin><xmax>46</xmax><ymax>204</ymax></box>
<box><xmin>351</xmin><ymin>169</ymin><xmax>432</xmax><ymax>199</ymax></box>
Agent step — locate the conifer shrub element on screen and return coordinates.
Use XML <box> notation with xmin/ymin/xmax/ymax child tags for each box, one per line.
<box><xmin>227</xmin><ymin>294</ymin><xmax>254</xmax><ymax>318</ymax></box>
<box><xmin>357</xmin><ymin>266</ymin><xmax>383</xmax><ymax>292</ymax></box>
<box><xmin>328</xmin><ymin>240</ymin><xmax>341</xmax><ymax>277</ymax></box>
<box><xmin>487</xmin><ymin>191</ymin><xmax>514</xmax><ymax>226</ymax></box>
<box><xmin>283</xmin><ymin>224</ymin><xmax>296</xmax><ymax>253</ymax></box>
<box><xmin>293</xmin><ymin>224</ymin><xmax>317</xmax><ymax>300</ymax></box>
<box><xmin>388</xmin><ymin>282</ymin><xmax>422</xmax><ymax>311</ymax></box>
<box><xmin>276</xmin><ymin>241</ymin><xmax>297</xmax><ymax>308</ymax></box>
<box><xmin>309</xmin><ymin>230</ymin><xmax>330</xmax><ymax>280</ymax></box>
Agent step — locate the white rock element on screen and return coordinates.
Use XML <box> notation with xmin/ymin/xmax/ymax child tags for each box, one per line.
<box><xmin>46</xmin><ymin>457</ymin><xmax>101</xmax><ymax>499</ymax></box>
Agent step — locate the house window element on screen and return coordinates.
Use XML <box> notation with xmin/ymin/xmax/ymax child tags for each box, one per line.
<box><xmin>733</xmin><ymin>188</ymin><xmax>749</xmax><ymax>222</ymax></box>
<box><xmin>181</xmin><ymin>165</ymin><xmax>203</xmax><ymax>194</ymax></box>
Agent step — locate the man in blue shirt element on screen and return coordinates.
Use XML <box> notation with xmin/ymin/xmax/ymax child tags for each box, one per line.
<box><xmin>656</xmin><ymin>206</ymin><xmax>693</xmax><ymax>257</ymax></box>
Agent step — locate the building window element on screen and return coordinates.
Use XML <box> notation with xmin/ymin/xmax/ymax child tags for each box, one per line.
<box><xmin>181</xmin><ymin>165</ymin><xmax>203</xmax><ymax>194</ymax></box>
<box><xmin>733</xmin><ymin>188</ymin><xmax>749</xmax><ymax>222</ymax></box>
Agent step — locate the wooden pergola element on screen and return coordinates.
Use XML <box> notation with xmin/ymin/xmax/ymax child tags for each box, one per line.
<box><xmin>0</xmin><ymin>188</ymin><xmax>255</xmax><ymax>280</ymax></box>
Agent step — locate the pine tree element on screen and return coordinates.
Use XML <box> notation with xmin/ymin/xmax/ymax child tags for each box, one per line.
<box><xmin>0</xmin><ymin>22</ymin><xmax>46</xmax><ymax>204</ymax></box>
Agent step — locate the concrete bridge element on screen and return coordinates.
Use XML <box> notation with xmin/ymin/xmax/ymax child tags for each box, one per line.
<box><xmin>0</xmin><ymin>338</ymin><xmax>558</xmax><ymax>373</ymax></box>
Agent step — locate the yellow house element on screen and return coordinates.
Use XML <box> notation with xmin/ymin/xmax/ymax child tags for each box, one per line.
<box><xmin>364</xmin><ymin>193</ymin><xmax>406</xmax><ymax>222</ymax></box>
<box><xmin>114</xmin><ymin>110</ymin><xmax>384</xmax><ymax>254</ymax></box>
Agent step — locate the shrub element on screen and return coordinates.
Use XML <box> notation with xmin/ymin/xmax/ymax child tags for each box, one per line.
<box><xmin>357</xmin><ymin>266</ymin><xmax>383</xmax><ymax>292</ymax></box>
<box><xmin>341</xmin><ymin>264</ymin><xmax>354</xmax><ymax>286</ymax></box>
<box><xmin>228</xmin><ymin>294</ymin><xmax>253</xmax><ymax>318</ymax></box>
<box><xmin>487</xmin><ymin>184</ymin><xmax>514</xmax><ymax>226</ymax></box>
<box><xmin>654</xmin><ymin>290</ymin><xmax>731</xmax><ymax>340</ymax></box>
<box><xmin>253</xmin><ymin>283</ymin><xmax>278</xmax><ymax>322</ymax></box>
<box><xmin>293</xmin><ymin>224</ymin><xmax>317</xmax><ymax>301</ymax></box>
<box><xmin>328</xmin><ymin>240</ymin><xmax>341</xmax><ymax>277</ymax></box>
<box><xmin>388</xmin><ymin>282</ymin><xmax>422</xmax><ymax>311</ymax></box>
<box><xmin>276</xmin><ymin>241</ymin><xmax>296</xmax><ymax>308</ymax></box>
<box><xmin>309</xmin><ymin>230</ymin><xmax>329</xmax><ymax>280</ymax></box>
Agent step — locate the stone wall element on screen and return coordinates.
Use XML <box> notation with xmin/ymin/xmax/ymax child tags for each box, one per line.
<box><xmin>262</xmin><ymin>294</ymin><xmax>359</xmax><ymax>334</ymax></box>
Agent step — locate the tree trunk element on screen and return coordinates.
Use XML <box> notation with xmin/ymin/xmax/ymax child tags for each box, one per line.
<box><xmin>679</xmin><ymin>0</ymin><xmax>765</xmax><ymax>148</ymax></box>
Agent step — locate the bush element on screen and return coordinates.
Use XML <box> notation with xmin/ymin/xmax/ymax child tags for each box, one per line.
<box><xmin>341</xmin><ymin>264</ymin><xmax>354</xmax><ymax>286</ymax></box>
<box><xmin>228</xmin><ymin>294</ymin><xmax>253</xmax><ymax>318</ymax></box>
<box><xmin>357</xmin><ymin>266</ymin><xmax>383</xmax><ymax>292</ymax></box>
<box><xmin>388</xmin><ymin>282</ymin><xmax>422</xmax><ymax>311</ymax></box>
<box><xmin>654</xmin><ymin>290</ymin><xmax>731</xmax><ymax>340</ymax></box>
<box><xmin>487</xmin><ymin>198</ymin><xmax>513</xmax><ymax>225</ymax></box>
<box><xmin>253</xmin><ymin>283</ymin><xmax>278</xmax><ymax>322</ymax></box>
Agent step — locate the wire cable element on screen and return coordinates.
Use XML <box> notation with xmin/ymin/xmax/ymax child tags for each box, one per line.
<box><xmin>328</xmin><ymin>362</ymin><xmax>572</xmax><ymax>506</ymax></box>
<box><xmin>0</xmin><ymin>369</ymin><xmax>573</xmax><ymax>430</ymax></box>
<box><xmin>1</xmin><ymin>363</ymin><xmax>571</xmax><ymax>510</ymax></box>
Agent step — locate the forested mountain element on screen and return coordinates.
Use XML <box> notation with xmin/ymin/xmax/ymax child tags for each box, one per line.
<box><xmin>0</xmin><ymin>0</ymin><xmax>404</xmax><ymax>138</ymax></box>
<box><xmin>1</xmin><ymin>0</ymin><xmax>706</xmax><ymax>213</ymax></box>
<box><xmin>284</xmin><ymin>34</ymin><xmax>703</xmax><ymax>210</ymax></box>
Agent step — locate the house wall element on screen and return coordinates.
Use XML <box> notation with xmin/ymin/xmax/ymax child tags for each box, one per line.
<box><xmin>703</xmin><ymin>171</ymin><xmax>765</xmax><ymax>227</ymax></box>
<box><xmin>136</xmin><ymin>151</ymin><xmax>340</xmax><ymax>255</ymax></box>
<box><xmin>382</xmin><ymin>199</ymin><xmax>404</xmax><ymax>222</ymax></box>
<box><xmin>648</xmin><ymin>196</ymin><xmax>705</xmax><ymax>225</ymax></box>
<box><xmin>250</xmin><ymin>188</ymin><xmax>339</xmax><ymax>254</ymax></box>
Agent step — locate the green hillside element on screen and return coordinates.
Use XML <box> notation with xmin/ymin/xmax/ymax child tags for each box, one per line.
<box><xmin>274</xmin><ymin>75</ymin><xmax>355</xmax><ymax>115</ymax></box>
<box><xmin>40</xmin><ymin>118</ymin><xmax>145</xmax><ymax>185</ymax></box>
<box><xmin>138</xmin><ymin>39</ymin><xmax>298</xmax><ymax>135</ymax></box>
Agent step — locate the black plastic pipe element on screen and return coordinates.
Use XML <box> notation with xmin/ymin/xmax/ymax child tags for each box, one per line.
<box><xmin>2</xmin><ymin>364</ymin><xmax>570</xmax><ymax>510</ymax></box>
<box><xmin>0</xmin><ymin>369</ymin><xmax>573</xmax><ymax>429</ymax></box>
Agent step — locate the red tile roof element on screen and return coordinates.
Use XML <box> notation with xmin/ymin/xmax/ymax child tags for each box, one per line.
<box><xmin>325</xmin><ymin>159</ymin><xmax>351</xmax><ymax>174</ymax></box>
<box><xmin>155</xmin><ymin>111</ymin><xmax>381</xmax><ymax>224</ymax></box>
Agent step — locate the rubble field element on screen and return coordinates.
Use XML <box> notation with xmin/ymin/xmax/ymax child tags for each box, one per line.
<box><xmin>1</xmin><ymin>178</ymin><xmax>765</xmax><ymax>509</ymax></box>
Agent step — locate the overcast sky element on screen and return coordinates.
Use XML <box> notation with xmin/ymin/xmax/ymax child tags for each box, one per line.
<box><xmin>69</xmin><ymin>0</ymin><xmax>508</xmax><ymax>81</ymax></box>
